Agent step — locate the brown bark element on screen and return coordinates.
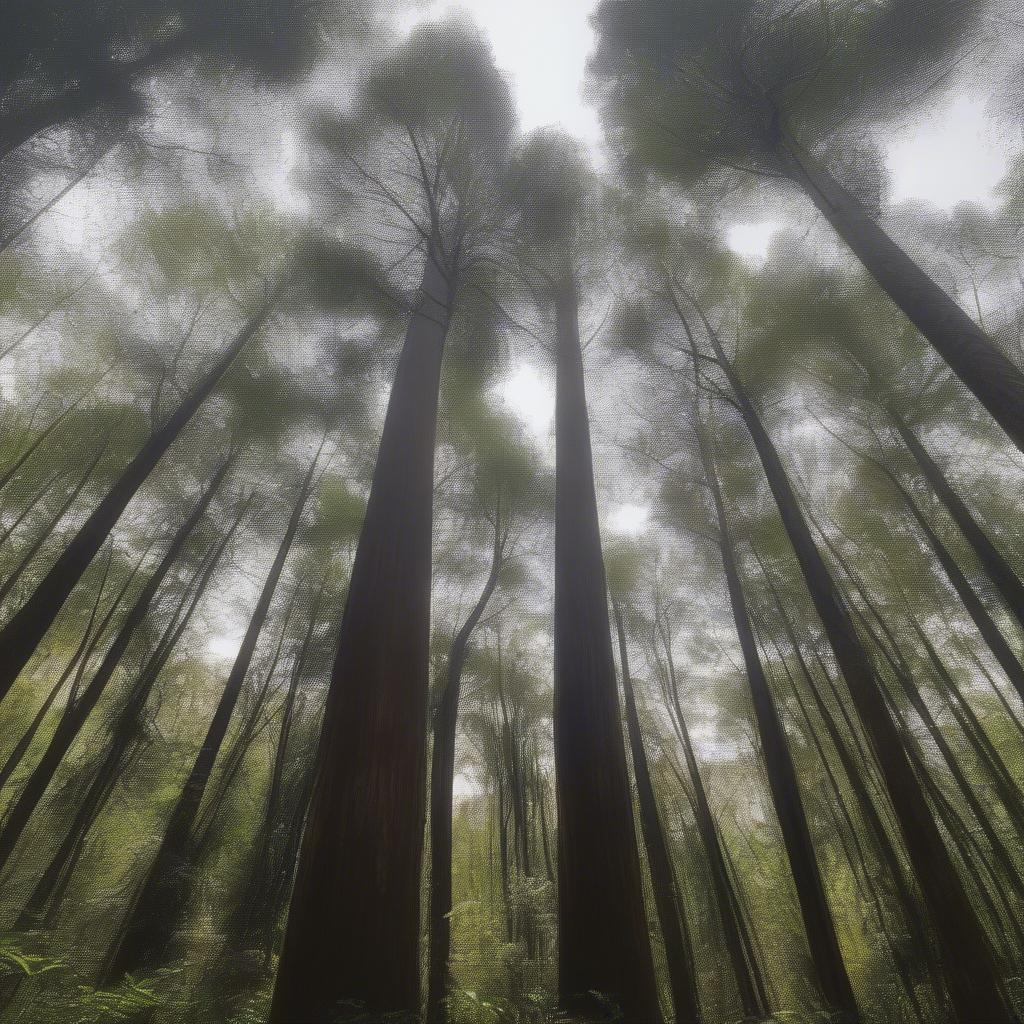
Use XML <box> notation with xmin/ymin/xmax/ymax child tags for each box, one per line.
<box><xmin>551</xmin><ymin>269</ymin><xmax>663</xmax><ymax>1023</ymax></box>
<box><xmin>271</xmin><ymin>251</ymin><xmax>454</xmax><ymax>1023</ymax></box>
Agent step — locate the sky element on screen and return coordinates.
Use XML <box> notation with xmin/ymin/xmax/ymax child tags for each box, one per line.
<box><xmin>399</xmin><ymin>0</ymin><xmax>1019</xmax><ymax>443</ymax></box>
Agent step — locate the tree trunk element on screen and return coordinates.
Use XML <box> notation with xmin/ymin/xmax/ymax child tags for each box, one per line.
<box><xmin>0</xmin><ymin>438</ymin><xmax>109</xmax><ymax>607</ymax></box>
<box><xmin>906</xmin><ymin>612</ymin><xmax>1024</xmax><ymax>837</ymax></box>
<box><xmin>754</xmin><ymin>551</ymin><xmax>933</xmax><ymax>957</ymax></box>
<box><xmin>0</xmin><ymin>539</ymin><xmax>143</xmax><ymax>792</ymax></box>
<box><xmin>270</xmin><ymin>251</ymin><xmax>454</xmax><ymax>1023</ymax></box>
<box><xmin>656</xmin><ymin>616</ymin><xmax>772</xmax><ymax>1021</ymax></box>
<box><xmin>221</xmin><ymin>575</ymin><xmax>325</xmax><ymax>961</ymax></box>
<box><xmin>426</xmin><ymin>516</ymin><xmax>504</xmax><ymax>1024</ymax></box>
<box><xmin>714</xmin><ymin>349</ymin><xmax>1015</xmax><ymax>1019</ymax></box>
<box><xmin>694</xmin><ymin>411</ymin><xmax>859</xmax><ymax>1023</ymax></box>
<box><xmin>551</xmin><ymin>269</ymin><xmax>663</xmax><ymax>1024</ymax></box>
<box><xmin>846</xmin><ymin>596</ymin><xmax>1024</xmax><ymax>904</ymax></box>
<box><xmin>103</xmin><ymin>445</ymin><xmax>319</xmax><ymax>983</ymax></box>
<box><xmin>0</xmin><ymin>458</ymin><xmax>231</xmax><ymax>873</ymax></box>
<box><xmin>0</xmin><ymin>299</ymin><xmax>275</xmax><ymax>702</ymax></box>
<box><xmin>613</xmin><ymin>600</ymin><xmax>702</xmax><ymax>1024</ymax></box>
<box><xmin>887</xmin><ymin>406</ymin><xmax>1024</xmax><ymax>631</ymax></box>
<box><xmin>779</xmin><ymin>142</ymin><xmax>1024</xmax><ymax>452</ymax></box>
<box><xmin>890</xmin><ymin>470</ymin><xmax>1024</xmax><ymax>703</ymax></box>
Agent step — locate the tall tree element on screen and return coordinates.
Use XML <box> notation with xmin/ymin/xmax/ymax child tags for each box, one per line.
<box><xmin>0</xmin><ymin>296</ymin><xmax>277</xmax><ymax>703</ymax></box>
<box><xmin>426</xmin><ymin>396</ymin><xmax>538</xmax><ymax>1023</ymax></box>
<box><xmin>103</xmin><ymin>441</ymin><xmax>321</xmax><ymax>982</ymax></box>
<box><xmin>511</xmin><ymin>131</ymin><xmax>663</xmax><ymax>1022</ymax></box>
<box><xmin>0</xmin><ymin>455</ymin><xmax>233</xmax><ymax>873</ymax></box>
<box><xmin>681</xmin><ymin>290</ymin><xmax>1015</xmax><ymax>1021</ymax></box>
<box><xmin>607</xmin><ymin>556</ymin><xmax>703</xmax><ymax>1024</ymax></box>
<box><xmin>591</xmin><ymin>0</ymin><xmax>1024</xmax><ymax>452</ymax></box>
<box><xmin>688</xmin><ymin>397</ymin><xmax>860</xmax><ymax>1023</ymax></box>
<box><xmin>271</xmin><ymin>24</ymin><xmax>518</xmax><ymax>1020</ymax></box>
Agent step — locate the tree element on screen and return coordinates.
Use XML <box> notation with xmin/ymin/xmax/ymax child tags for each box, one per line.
<box><xmin>426</xmin><ymin>392</ymin><xmax>540</xmax><ymax>1023</ymax></box>
<box><xmin>607</xmin><ymin>545</ymin><xmax>703</xmax><ymax>1024</ymax></box>
<box><xmin>590</xmin><ymin>0</ymin><xmax>1024</xmax><ymax>452</ymax></box>
<box><xmin>103</xmin><ymin>439</ymin><xmax>322</xmax><ymax>982</ymax></box>
<box><xmin>271</xmin><ymin>22</ymin><xmax>518</xmax><ymax>1020</ymax></box>
<box><xmin>510</xmin><ymin>131</ymin><xmax>663</xmax><ymax>1022</ymax></box>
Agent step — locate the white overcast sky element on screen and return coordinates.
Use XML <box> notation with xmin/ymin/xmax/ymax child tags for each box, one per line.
<box><xmin>400</xmin><ymin>0</ymin><xmax>1020</xmax><ymax>457</ymax></box>
<box><xmin>403</xmin><ymin>1</ymin><xmax>1018</xmax><ymax>223</ymax></box>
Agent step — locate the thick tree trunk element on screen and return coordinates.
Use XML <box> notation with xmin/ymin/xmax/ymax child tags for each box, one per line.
<box><xmin>551</xmin><ymin>269</ymin><xmax>662</xmax><ymax>1023</ymax></box>
<box><xmin>426</xmin><ymin>518</ymin><xmax>504</xmax><ymax>1024</ymax></box>
<box><xmin>887</xmin><ymin>407</ymin><xmax>1024</xmax><ymax>630</ymax></box>
<box><xmin>103</xmin><ymin>446</ymin><xmax>318</xmax><ymax>983</ymax></box>
<box><xmin>0</xmin><ymin>459</ymin><xmax>231</xmax><ymax>872</ymax></box>
<box><xmin>709</xmin><ymin>328</ymin><xmax>1015</xmax><ymax>1019</ymax></box>
<box><xmin>270</xmin><ymin>252</ymin><xmax>454</xmax><ymax>1023</ymax></box>
<box><xmin>0</xmin><ymin>300</ymin><xmax>274</xmax><ymax>702</ymax></box>
<box><xmin>694</xmin><ymin>413</ymin><xmax>859</xmax><ymax>1023</ymax></box>
<box><xmin>613</xmin><ymin>601</ymin><xmax>702</xmax><ymax>1024</ymax></box>
<box><xmin>780</xmin><ymin>142</ymin><xmax>1024</xmax><ymax>452</ymax></box>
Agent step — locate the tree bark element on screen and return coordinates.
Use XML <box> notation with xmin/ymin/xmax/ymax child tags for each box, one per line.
<box><xmin>694</xmin><ymin>411</ymin><xmax>859</xmax><ymax>1023</ymax></box>
<box><xmin>779</xmin><ymin>142</ymin><xmax>1024</xmax><ymax>452</ymax></box>
<box><xmin>103</xmin><ymin>445</ymin><xmax>319</xmax><ymax>983</ymax></box>
<box><xmin>0</xmin><ymin>458</ymin><xmax>231</xmax><ymax>873</ymax></box>
<box><xmin>426</xmin><ymin>516</ymin><xmax>504</xmax><ymax>1024</ymax></box>
<box><xmin>551</xmin><ymin>269</ymin><xmax>663</xmax><ymax>1024</ymax></box>
<box><xmin>271</xmin><ymin>251</ymin><xmax>454</xmax><ymax>1023</ymax></box>
<box><xmin>613</xmin><ymin>600</ymin><xmax>702</xmax><ymax>1024</ymax></box>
